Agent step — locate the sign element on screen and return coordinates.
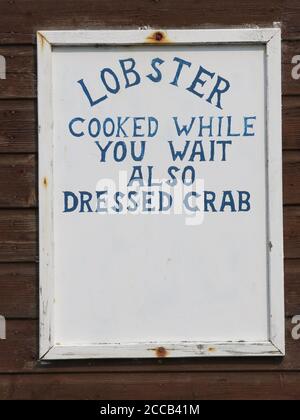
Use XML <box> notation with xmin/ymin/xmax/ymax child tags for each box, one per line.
<box><xmin>38</xmin><ymin>29</ymin><xmax>284</xmax><ymax>359</ymax></box>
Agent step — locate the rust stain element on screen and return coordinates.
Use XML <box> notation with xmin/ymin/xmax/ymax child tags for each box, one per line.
<box><xmin>37</xmin><ymin>32</ymin><xmax>48</xmax><ymax>49</ymax></box>
<box><xmin>43</xmin><ymin>177</ymin><xmax>48</xmax><ymax>188</ymax></box>
<box><xmin>155</xmin><ymin>346</ymin><xmax>168</xmax><ymax>358</ymax></box>
<box><xmin>208</xmin><ymin>347</ymin><xmax>216</xmax><ymax>353</ymax></box>
<box><xmin>146</xmin><ymin>31</ymin><xmax>170</xmax><ymax>44</ymax></box>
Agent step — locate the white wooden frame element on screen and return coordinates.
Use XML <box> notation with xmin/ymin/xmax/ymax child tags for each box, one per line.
<box><xmin>38</xmin><ymin>28</ymin><xmax>284</xmax><ymax>360</ymax></box>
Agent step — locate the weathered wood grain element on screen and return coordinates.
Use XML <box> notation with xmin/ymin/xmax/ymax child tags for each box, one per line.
<box><xmin>284</xmin><ymin>0</ymin><xmax>300</xmax><ymax>40</ymax></box>
<box><xmin>283</xmin><ymin>96</ymin><xmax>300</xmax><ymax>150</ymax></box>
<box><xmin>0</xmin><ymin>370</ymin><xmax>300</xmax><ymax>399</ymax></box>
<box><xmin>0</xmin><ymin>74</ymin><xmax>35</xmax><ymax>99</ymax></box>
<box><xmin>0</xmin><ymin>45</ymin><xmax>35</xmax><ymax>98</ymax></box>
<box><xmin>284</xmin><ymin>206</ymin><xmax>300</xmax><ymax>259</ymax></box>
<box><xmin>0</xmin><ymin>100</ymin><xmax>37</xmax><ymax>154</ymax></box>
<box><xmin>0</xmin><ymin>46</ymin><xmax>34</xmax><ymax>74</ymax></box>
<box><xmin>285</xmin><ymin>259</ymin><xmax>300</xmax><ymax>316</ymax></box>
<box><xmin>0</xmin><ymin>210</ymin><xmax>37</xmax><ymax>262</ymax></box>
<box><xmin>0</xmin><ymin>0</ymin><xmax>291</xmax><ymax>44</ymax></box>
<box><xmin>283</xmin><ymin>151</ymin><xmax>300</xmax><ymax>205</ymax></box>
<box><xmin>0</xmin><ymin>154</ymin><xmax>36</xmax><ymax>208</ymax></box>
<box><xmin>0</xmin><ymin>263</ymin><xmax>37</xmax><ymax>318</ymax></box>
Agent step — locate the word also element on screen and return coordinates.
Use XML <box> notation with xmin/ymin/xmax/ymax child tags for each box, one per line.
<box><xmin>78</xmin><ymin>57</ymin><xmax>231</xmax><ymax>110</ymax></box>
<box><xmin>0</xmin><ymin>55</ymin><xmax>6</xmax><ymax>80</ymax></box>
<box><xmin>292</xmin><ymin>56</ymin><xmax>300</xmax><ymax>80</ymax></box>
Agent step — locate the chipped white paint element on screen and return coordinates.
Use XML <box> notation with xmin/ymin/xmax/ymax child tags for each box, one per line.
<box><xmin>38</xmin><ymin>28</ymin><xmax>284</xmax><ymax>360</ymax></box>
<box><xmin>37</xmin><ymin>32</ymin><xmax>55</xmax><ymax>358</ymax></box>
<box><xmin>45</xmin><ymin>341</ymin><xmax>280</xmax><ymax>360</ymax></box>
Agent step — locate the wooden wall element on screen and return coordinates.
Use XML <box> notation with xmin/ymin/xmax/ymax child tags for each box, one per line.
<box><xmin>0</xmin><ymin>0</ymin><xmax>300</xmax><ymax>400</ymax></box>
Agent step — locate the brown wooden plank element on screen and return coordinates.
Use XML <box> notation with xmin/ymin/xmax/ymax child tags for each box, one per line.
<box><xmin>0</xmin><ymin>154</ymin><xmax>36</xmax><ymax>208</ymax></box>
<box><xmin>0</xmin><ymin>0</ymin><xmax>288</xmax><ymax>43</ymax></box>
<box><xmin>0</xmin><ymin>73</ymin><xmax>35</xmax><ymax>99</ymax></box>
<box><xmin>285</xmin><ymin>259</ymin><xmax>300</xmax><ymax>316</ymax></box>
<box><xmin>0</xmin><ymin>209</ymin><xmax>37</xmax><ymax>262</ymax></box>
<box><xmin>0</xmin><ymin>100</ymin><xmax>37</xmax><ymax>154</ymax></box>
<box><xmin>0</xmin><ymin>40</ymin><xmax>299</xmax><ymax>98</ymax></box>
<box><xmin>0</xmin><ymin>1</ymin><xmax>297</xmax><ymax>42</ymax></box>
<box><xmin>0</xmin><ymin>98</ymin><xmax>298</xmax><ymax>153</ymax></box>
<box><xmin>284</xmin><ymin>0</ymin><xmax>300</xmax><ymax>40</ymax></box>
<box><xmin>284</xmin><ymin>206</ymin><xmax>300</xmax><ymax>259</ymax></box>
<box><xmin>0</xmin><ymin>259</ymin><xmax>299</xmax><ymax>320</ymax></box>
<box><xmin>0</xmin><ymin>263</ymin><xmax>37</xmax><ymax>318</ymax></box>
<box><xmin>283</xmin><ymin>151</ymin><xmax>300</xmax><ymax>205</ymax></box>
<box><xmin>0</xmin><ymin>45</ymin><xmax>34</xmax><ymax>74</ymax></box>
<box><xmin>0</xmin><ymin>32</ymin><xmax>34</xmax><ymax>45</ymax></box>
<box><xmin>283</xmin><ymin>96</ymin><xmax>300</xmax><ymax>150</ymax></box>
<box><xmin>0</xmin><ymin>370</ymin><xmax>300</xmax><ymax>399</ymax></box>
<box><xmin>0</xmin><ymin>45</ymin><xmax>35</xmax><ymax>98</ymax></box>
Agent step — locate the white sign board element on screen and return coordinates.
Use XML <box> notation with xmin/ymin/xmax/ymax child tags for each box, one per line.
<box><xmin>38</xmin><ymin>29</ymin><xmax>284</xmax><ymax>360</ymax></box>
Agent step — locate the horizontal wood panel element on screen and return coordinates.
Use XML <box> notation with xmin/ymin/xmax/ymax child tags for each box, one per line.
<box><xmin>0</xmin><ymin>45</ymin><xmax>34</xmax><ymax>74</ymax></box>
<box><xmin>283</xmin><ymin>96</ymin><xmax>300</xmax><ymax>150</ymax></box>
<box><xmin>0</xmin><ymin>41</ymin><xmax>299</xmax><ymax>98</ymax></box>
<box><xmin>284</xmin><ymin>0</ymin><xmax>300</xmax><ymax>40</ymax></box>
<box><xmin>0</xmin><ymin>263</ymin><xmax>37</xmax><ymax>318</ymax></box>
<box><xmin>0</xmin><ymin>74</ymin><xmax>35</xmax><ymax>99</ymax></box>
<box><xmin>1</xmin><ymin>370</ymin><xmax>300</xmax><ymax>399</ymax></box>
<box><xmin>0</xmin><ymin>210</ymin><xmax>37</xmax><ymax>262</ymax></box>
<box><xmin>284</xmin><ymin>206</ymin><xmax>300</xmax><ymax>259</ymax></box>
<box><xmin>0</xmin><ymin>319</ymin><xmax>299</xmax><ymax>374</ymax></box>
<box><xmin>0</xmin><ymin>207</ymin><xmax>299</xmax><ymax>262</ymax></box>
<box><xmin>0</xmin><ymin>98</ymin><xmax>299</xmax><ymax>153</ymax></box>
<box><xmin>283</xmin><ymin>151</ymin><xmax>300</xmax><ymax>205</ymax></box>
<box><xmin>0</xmin><ymin>100</ymin><xmax>37</xmax><ymax>153</ymax></box>
<box><xmin>0</xmin><ymin>0</ymin><xmax>291</xmax><ymax>44</ymax></box>
<box><xmin>0</xmin><ymin>259</ymin><xmax>299</xmax><ymax>320</ymax></box>
<box><xmin>0</xmin><ymin>152</ymin><xmax>297</xmax><ymax>208</ymax></box>
<box><xmin>0</xmin><ymin>154</ymin><xmax>36</xmax><ymax>208</ymax></box>
<box><xmin>285</xmin><ymin>259</ymin><xmax>300</xmax><ymax>316</ymax></box>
